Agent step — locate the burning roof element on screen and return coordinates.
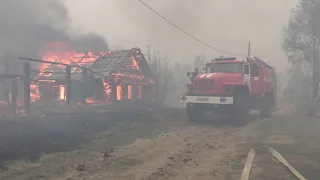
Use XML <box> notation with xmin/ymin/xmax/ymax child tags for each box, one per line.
<box><xmin>36</xmin><ymin>47</ymin><xmax>154</xmax><ymax>81</ymax></box>
<box><xmin>31</xmin><ymin>47</ymin><xmax>155</xmax><ymax>105</ymax></box>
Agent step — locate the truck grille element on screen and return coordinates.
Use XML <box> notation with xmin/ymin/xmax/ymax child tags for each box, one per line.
<box><xmin>194</xmin><ymin>79</ymin><xmax>214</xmax><ymax>92</ymax></box>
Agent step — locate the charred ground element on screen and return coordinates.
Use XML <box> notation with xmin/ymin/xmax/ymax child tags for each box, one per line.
<box><xmin>0</xmin><ymin>101</ymin><xmax>319</xmax><ymax>180</ymax></box>
<box><xmin>0</xmin><ymin>106</ymin><xmax>185</xmax><ymax>168</ymax></box>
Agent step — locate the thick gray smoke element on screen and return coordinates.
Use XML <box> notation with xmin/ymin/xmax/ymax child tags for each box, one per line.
<box><xmin>0</xmin><ymin>0</ymin><xmax>108</xmax><ymax>57</ymax></box>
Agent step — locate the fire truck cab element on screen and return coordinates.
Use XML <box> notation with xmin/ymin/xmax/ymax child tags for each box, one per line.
<box><xmin>181</xmin><ymin>56</ymin><xmax>277</xmax><ymax>125</ymax></box>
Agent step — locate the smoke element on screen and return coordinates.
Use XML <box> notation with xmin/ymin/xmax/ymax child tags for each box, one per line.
<box><xmin>114</xmin><ymin>0</ymin><xmax>295</xmax><ymax>67</ymax></box>
<box><xmin>0</xmin><ymin>0</ymin><xmax>108</xmax><ymax>57</ymax></box>
<box><xmin>66</xmin><ymin>0</ymin><xmax>296</xmax><ymax>73</ymax></box>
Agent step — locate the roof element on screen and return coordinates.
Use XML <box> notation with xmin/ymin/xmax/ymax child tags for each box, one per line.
<box><xmin>36</xmin><ymin>47</ymin><xmax>154</xmax><ymax>81</ymax></box>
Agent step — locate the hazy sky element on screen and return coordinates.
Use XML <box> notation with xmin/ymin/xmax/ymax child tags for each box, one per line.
<box><xmin>64</xmin><ymin>0</ymin><xmax>297</xmax><ymax>72</ymax></box>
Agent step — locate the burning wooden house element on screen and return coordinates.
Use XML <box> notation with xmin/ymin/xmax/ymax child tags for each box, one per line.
<box><xmin>32</xmin><ymin>47</ymin><xmax>155</xmax><ymax>106</ymax></box>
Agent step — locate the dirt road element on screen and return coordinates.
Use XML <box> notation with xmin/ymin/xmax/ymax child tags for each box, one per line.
<box><xmin>1</xmin><ymin>105</ymin><xmax>319</xmax><ymax>180</ymax></box>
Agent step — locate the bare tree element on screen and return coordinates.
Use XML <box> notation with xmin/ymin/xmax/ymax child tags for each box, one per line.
<box><xmin>144</xmin><ymin>43</ymin><xmax>174</xmax><ymax>105</ymax></box>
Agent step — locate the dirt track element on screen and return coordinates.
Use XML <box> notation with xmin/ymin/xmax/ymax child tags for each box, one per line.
<box><xmin>0</xmin><ymin>104</ymin><xmax>319</xmax><ymax>180</ymax></box>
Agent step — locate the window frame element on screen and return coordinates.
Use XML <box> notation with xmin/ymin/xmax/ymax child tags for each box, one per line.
<box><xmin>207</xmin><ymin>62</ymin><xmax>243</xmax><ymax>74</ymax></box>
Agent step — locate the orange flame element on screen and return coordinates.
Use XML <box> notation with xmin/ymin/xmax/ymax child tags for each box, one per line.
<box><xmin>117</xmin><ymin>86</ymin><xmax>122</xmax><ymax>100</ymax></box>
<box><xmin>30</xmin><ymin>84</ymin><xmax>40</xmax><ymax>102</ymax></box>
<box><xmin>102</xmin><ymin>78</ymin><xmax>112</xmax><ymax>104</ymax></box>
<box><xmin>39</xmin><ymin>42</ymin><xmax>105</xmax><ymax>75</ymax></box>
<box><xmin>128</xmin><ymin>85</ymin><xmax>132</xmax><ymax>100</ymax></box>
<box><xmin>59</xmin><ymin>85</ymin><xmax>66</xmax><ymax>101</ymax></box>
<box><xmin>86</xmin><ymin>98</ymin><xmax>94</xmax><ymax>104</ymax></box>
<box><xmin>32</xmin><ymin>43</ymin><xmax>155</xmax><ymax>105</ymax></box>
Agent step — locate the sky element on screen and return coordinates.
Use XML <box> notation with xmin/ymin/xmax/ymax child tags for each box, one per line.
<box><xmin>64</xmin><ymin>0</ymin><xmax>297</xmax><ymax>73</ymax></box>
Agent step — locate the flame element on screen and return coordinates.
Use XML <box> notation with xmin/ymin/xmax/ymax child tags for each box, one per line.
<box><xmin>128</xmin><ymin>85</ymin><xmax>132</xmax><ymax>100</ymax></box>
<box><xmin>39</xmin><ymin>42</ymin><xmax>105</xmax><ymax>76</ymax></box>
<box><xmin>34</xmin><ymin>42</ymin><xmax>105</xmax><ymax>104</ymax></box>
<box><xmin>59</xmin><ymin>85</ymin><xmax>66</xmax><ymax>101</ymax></box>
<box><xmin>117</xmin><ymin>86</ymin><xmax>122</xmax><ymax>100</ymax></box>
<box><xmin>132</xmin><ymin>57</ymin><xmax>139</xmax><ymax>68</ymax></box>
<box><xmin>30</xmin><ymin>84</ymin><xmax>40</xmax><ymax>102</ymax></box>
<box><xmin>102</xmin><ymin>78</ymin><xmax>112</xmax><ymax>104</ymax></box>
<box><xmin>86</xmin><ymin>98</ymin><xmax>94</xmax><ymax>104</ymax></box>
<box><xmin>32</xmin><ymin>43</ymin><xmax>155</xmax><ymax>105</ymax></box>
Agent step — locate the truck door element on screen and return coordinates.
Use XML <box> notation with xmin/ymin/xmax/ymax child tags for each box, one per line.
<box><xmin>250</xmin><ymin>63</ymin><xmax>260</xmax><ymax>95</ymax></box>
<box><xmin>244</xmin><ymin>64</ymin><xmax>250</xmax><ymax>90</ymax></box>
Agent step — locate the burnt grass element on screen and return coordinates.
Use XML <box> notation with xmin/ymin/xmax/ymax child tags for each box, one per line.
<box><xmin>0</xmin><ymin>108</ymin><xmax>157</xmax><ymax>168</ymax></box>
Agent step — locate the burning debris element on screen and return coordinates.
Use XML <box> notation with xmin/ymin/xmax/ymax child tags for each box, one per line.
<box><xmin>31</xmin><ymin>44</ymin><xmax>155</xmax><ymax>107</ymax></box>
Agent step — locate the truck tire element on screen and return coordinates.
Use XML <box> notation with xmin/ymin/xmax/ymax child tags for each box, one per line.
<box><xmin>260</xmin><ymin>96</ymin><xmax>272</xmax><ymax>118</ymax></box>
<box><xmin>186</xmin><ymin>104</ymin><xmax>204</xmax><ymax>122</ymax></box>
<box><xmin>232</xmin><ymin>94</ymin><xmax>249</xmax><ymax>126</ymax></box>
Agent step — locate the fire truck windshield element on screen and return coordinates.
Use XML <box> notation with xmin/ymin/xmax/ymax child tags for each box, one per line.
<box><xmin>208</xmin><ymin>62</ymin><xmax>243</xmax><ymax>73</ymax></box>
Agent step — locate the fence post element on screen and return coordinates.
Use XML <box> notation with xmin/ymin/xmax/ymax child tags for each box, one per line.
<box><xmin>23</xmin><ymin>62</ymin><xmax>31</xmax><ymax>115</ymax></box>
<box><xmin>65</xmin><ymin>65</ymin><xmax>71</xmax><ymax>104</ymax></box>
<box><xmin>82</xmin><ymin>68</ymin><xmax>87</xmax><ymax>105</ymax></box>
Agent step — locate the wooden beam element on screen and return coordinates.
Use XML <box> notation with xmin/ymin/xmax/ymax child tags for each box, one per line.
<box><xmin>65</xmin><ymin>65</ymin><xmax>72</xmax><ymax>104</ymax></box>
<box><xmin>23</xmin><ymin>62</ymin><xmax>31</xmax><ymax>114</ymax></box>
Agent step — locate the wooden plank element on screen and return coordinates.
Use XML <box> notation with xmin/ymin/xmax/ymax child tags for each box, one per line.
<box><xmin>269</xmin><ymin>147</ymin><xmax>307</xmax><ymax>180</ymax></box>
<box><xmin>241</xmin><ymin>148</ymin><xmax>255</xmax><ymax>180</ymax></box>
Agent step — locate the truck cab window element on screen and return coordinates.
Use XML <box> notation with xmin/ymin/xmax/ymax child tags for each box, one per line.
<box><xmin>244</xmin><ymin>65</ymin><xmax>249</xmax><ymax>74</ymax></box>
<box><xmin>209</xmin><ymin>63</ymin><xmax>242</xmax><ymax>73</ymax></box>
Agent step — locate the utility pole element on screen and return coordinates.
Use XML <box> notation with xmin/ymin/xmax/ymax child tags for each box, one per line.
<box><xmin>312</xmin><ymin>27</ymin><xmax>317</xmax><ymax>101</ymax></box>
<box><xmin>311</xmin><ymin>0</ymin><xmax>318</xmax><ymax>101</ymax></box>
<box><xmin>247</xmin><ymin>41</ymin><xmax>251</xmax><ymax>60</ymax></box>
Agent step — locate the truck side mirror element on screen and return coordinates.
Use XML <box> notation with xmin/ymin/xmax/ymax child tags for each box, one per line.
<box><xmin>187</xmin><ymin>71</ymin><xmax>191</xmax><ymax>77</ymax></box>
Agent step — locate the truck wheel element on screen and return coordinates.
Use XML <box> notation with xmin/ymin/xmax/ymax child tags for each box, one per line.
<box><xmin>186</xmin><ymin>104</ymin><xmax>204</xmax><ymax>122</ymax></box>
<box><xmin>232</xmin><ymin>95</ymin><xmax>249</xmax><ymax>126</ymax></box>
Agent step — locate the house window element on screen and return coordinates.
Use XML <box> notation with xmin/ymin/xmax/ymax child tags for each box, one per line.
<box><xmin>128</xmin><ymin>85</ymin><xmax>132</xmax><ymax>99</ymax></box>
<box><xmin>117</xmin><ymin>85</ymin><xmax>122</xmax><ymax>100</ymax></box>
<box><xmin>138</xmin><ymin>86</ymin><xmax>142</xmax><ymax>99</ymax></box>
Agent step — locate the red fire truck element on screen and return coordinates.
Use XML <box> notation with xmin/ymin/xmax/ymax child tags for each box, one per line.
<box><xmin>181</xmin><ymin>56</ymin><xmax>277</xmax><ymax>125</ymax></box>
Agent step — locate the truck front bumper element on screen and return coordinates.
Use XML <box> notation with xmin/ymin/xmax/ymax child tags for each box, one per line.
<box><xmin>180</xmin><ymin>95</ymin><xmax>234</xmax><ymax>104</ymax></box>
